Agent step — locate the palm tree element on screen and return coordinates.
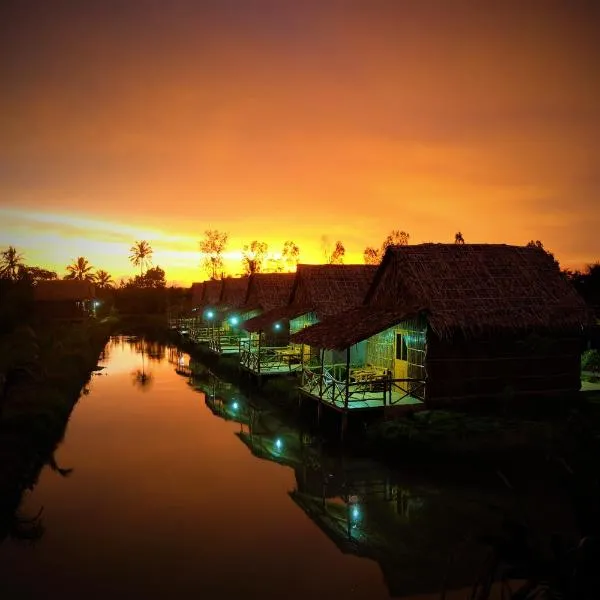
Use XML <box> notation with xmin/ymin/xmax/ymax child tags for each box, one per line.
<box><xmin>65</xmin><ymin>257</ymin><xmax>95</xmax><ymax>281</ymax></box>
<box><xmin>94</xmin><ymin>269</ymin><xmax>114</xmax><ymax>289</ymax></box>
<box><xmin>129</xmin><ymin>240</ymin><xmax>153</xmax><ymax>276</ymax></box>
<box><xmin>0</xmin><ymin>246</ymin><xmax>24</xmax><ymax>280</ymax></box>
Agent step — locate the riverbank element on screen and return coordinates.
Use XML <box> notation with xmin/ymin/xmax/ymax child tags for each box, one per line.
<box><xmin>0</xmin><ymin>318</ymin><xmax>114</xmax><ymax>542</ymax></box>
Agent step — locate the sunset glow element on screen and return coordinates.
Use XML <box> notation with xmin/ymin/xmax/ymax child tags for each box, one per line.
<box><xmin>2</xmin><ymin>1</ymin><xmax>598</xmax><ymax>284</ymax></box>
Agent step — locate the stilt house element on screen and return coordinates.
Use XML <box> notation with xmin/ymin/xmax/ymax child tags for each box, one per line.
<box><xmin>241</xmin><ymin>264</ymin><xmax>377</xmax><ymax>379</ymax></box>
<box><xmin>238</xmin><ymin>272</ymin><xmax>296</xmax><ymax>376</ymax></box>
<box><xmin>291</xmin><ymin>244</ymin><xmax>591</xmax><ymax>413</ymax></box>
<box><xmin>208</xmin><ymin>277</ymin><xmax>250</xmax><ymax>355</ymax></box>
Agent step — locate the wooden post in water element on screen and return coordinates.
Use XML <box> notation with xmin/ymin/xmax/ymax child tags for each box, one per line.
<box><xmin>344</xmin><ymin>347</ymin><xmax>350</xmax><ymax>411</ymax></box>
<box><xmin>319</xmin><ymin>348</ymin><xmax>324</xmax><ymax>399</ymax></box>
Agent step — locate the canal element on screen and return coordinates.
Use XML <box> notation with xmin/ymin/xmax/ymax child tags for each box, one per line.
<box><xmin>0</xmin><ymin>337</ymin><xmax>580</xmax><ymax>599</ymax></box>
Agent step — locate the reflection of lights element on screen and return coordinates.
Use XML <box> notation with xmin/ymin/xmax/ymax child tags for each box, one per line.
<box><xmin>275</xmin><ymin>438</ymin><xmax>283</xmax><ymax>451</ymax></box>
<box><xmin>232</xmin><ymin>401</ymin><xmax>239</xmax><ymax>410</ymax></box>
<box><xmin>178</xmin><ymin>356</ymin><xmax>184</xmax><ymax>366</ymax></box>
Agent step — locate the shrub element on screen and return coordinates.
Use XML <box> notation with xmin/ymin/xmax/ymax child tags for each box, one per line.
<box><xmin>582</xmin><ymin>349</ymin><xmax>600</xmax><ymax>373</ymax></box>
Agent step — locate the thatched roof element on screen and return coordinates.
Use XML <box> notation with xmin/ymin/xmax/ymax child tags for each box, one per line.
<box><xmin>242</xmin><ymin>264</ymin><xmax>376</xmax><ymax>332</ymax></box>
<box><xmin>293</xmin><ymin>264</ymin><xmax>377</xmax><ymax>318</ymax></box>
<box><xmin>190</xmin><ymin>282</ymin><xmax>205</xmax><ymax>306</ymax></box>
<box><xmin>34</xmin><ymin>279</ymin><xmax>95</xmax><ymax>302</ymax></box>
<box><xmin>292</xmin><ymin>244</ymin><xmax>592</xmax><ymax>349</ymax></box>
<box><xmin>243</xmin><ymin>304</ymin><xmax>313</xmax><ymax>332</ymax></box>
<box><xmin>220</xmin><ymin>276</ymin><xmax>250</xmax><ymax>309</ymax></box>
<box><xmin>244</xmin><ymin>272</ymin><xmax>296</xmax><ymax>312</ymax></box>
<box><xmin>202</xmin><ymin>279</ymin><xmax>223</xmax><ymax>306</ymax></box>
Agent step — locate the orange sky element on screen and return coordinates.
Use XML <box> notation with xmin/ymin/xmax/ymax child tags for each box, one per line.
<box><xmin>1</xmin><ymin>1</ymin><xmax>598</xmax><ymax>285</ymax></box>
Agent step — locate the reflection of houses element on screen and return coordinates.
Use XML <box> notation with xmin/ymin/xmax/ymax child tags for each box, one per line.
<box><xmin>241</xmin><ymin>265</ymin><xmax>377</xmax><ymax>380</ymax></box>
<box><xmin>292</xmin><ymin>244</ymin><xmax>591</xmax><ymax>416</ymax></box>
<box><xmin>204</xmin><ymin>394</ymin><xmax>251</xmax><ymax>426</ymax></box>
<box><xmin>34</xmin><ymin>280</ymin><xmax>96</xmax><ymax>320</ymax></box>
<box><xmin>289</xmin><ymin>462</ymin><xmax>496</xmax><ymax>599</ymax></box>
<box><xmin>235</xmin><ymin>407</ymin><xmax>310</xmax><ymax>467</ymax></box>
<box><xmin>208</xmin><ymin>277</ymin><xmax>250</xmax><ymax>355</ymax></box>
<box><xmin>238</xmin><ymin>273</ymin><xmax>297</xmax><ymax>379</ymax></box>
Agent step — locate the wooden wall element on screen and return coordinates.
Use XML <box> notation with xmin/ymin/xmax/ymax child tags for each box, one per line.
<box><xmin>425</xmin><ymin>328</ymin><xmax>582</xmax><ymax>407</ymax></box>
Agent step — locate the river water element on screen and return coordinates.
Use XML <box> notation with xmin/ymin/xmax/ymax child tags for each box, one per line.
<box><xmin>0</xmin><ymin>337</ymin><xmax>579</xmax><ymax>599</ymax></box>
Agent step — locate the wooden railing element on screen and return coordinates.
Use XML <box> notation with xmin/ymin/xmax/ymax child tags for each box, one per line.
<box><xmin>239</xmin><ymin>339</ymin><xmax>302</xmax><ymax>374</ymax></box>
<box><xmin>300</xmin><ymin>364</ymin><xmax>426</xmax><ymax>409</ymax></box>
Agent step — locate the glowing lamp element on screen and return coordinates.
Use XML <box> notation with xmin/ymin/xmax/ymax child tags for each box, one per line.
<box><xmin>232</xmin><ymin>401</ymin><xmax>239</xmax><ymax>410</ymax></box>
<box><xmin>275</xmin><ymin>438</ymin><xmax>283</xmax><ymax>451</ymax></box>
<box><xmin>206</xmin><ymin>310</ymin><xmax>214</xmax><ymax>319</ymax></box>
<box><xmin>93</xmin><ymin>300</ymin><xmax>100</xmax><ymax>308</ymax></box>
<box><xmin>274</xmin><ymin>323</ymin><xmax>281</xmax><ymax>331</ymax></box>
<box><xmin>230</xmin><ymin>316</ymin><xmax>239</xmax><ymax>326</ymax></box>
<box><xmin>351</xmin><ymin>506</ymin><xmax>360</xmax><ymax>521</ymax></box>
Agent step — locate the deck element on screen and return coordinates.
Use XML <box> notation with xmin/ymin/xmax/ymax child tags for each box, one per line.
<box><xmin>299</xmin><ymin>365</ymin><xmax>425</xmax><ymax>413</ymax></box>
<box><xmin>208</xmin><ymin>335</ymin><xmax>245</xmax><ymax>356</ymax></box>
<box><xmin>239</xmin><ymin>343</ymin><xmax>303</xmax><ymax>377</ymax></box>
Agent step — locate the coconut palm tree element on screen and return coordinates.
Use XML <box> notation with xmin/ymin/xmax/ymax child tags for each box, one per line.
<box><xmin>94</xmin><ymin>269</ymin><xmax>114</xmax><ymax>289</ymax></box>
<box><xmin>129</xmin><ymin>240</ymin><xmax>153</xmax><ymax>276</ymax></box>
<box><xmin>0</xmin><ymin>246</ymin><xmax>24</xmax><ymax>281</ymax></box>
<box><xmin>65</xmin><ymin>257</ymin><xmax>95</xmax><ymax>281</ymax></box>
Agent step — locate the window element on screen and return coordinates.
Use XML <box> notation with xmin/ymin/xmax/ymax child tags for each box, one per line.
<box><xmin>396</xmin><ymin>333</ymin><xmax>407</xmax><ymax>361</ymax></box>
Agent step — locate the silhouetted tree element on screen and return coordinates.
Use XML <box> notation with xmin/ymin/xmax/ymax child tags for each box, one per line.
<box><xmin>129</xmin><ymin>266</ymin><xmax>166</xmax><ymax>289</ymax></box>
<box><xmin>330</xmin><ymin>241</ymin><xmax>346</xmax><ymax>264</ymax></box>
<box><xmin>321</xmin><ymin>235</ymin><xmax>346</xmax><ymax>264</ymax></box>
<box><xmin>455</xmin><ymin>231</ymin><xmax>465</xmax><ymax>244</ymax></box>
<box><xmin>199</xmin><ymin>229</ymin><xmax>228</xmax><ymax>280</ymax></box>
<box><xmin>281</xmin><ymin>240</ymin><xmax>300</xmax><ymax>271</ymax></box>
<box><xmin>363</xmin><ymin>230</ymin><xmax>410</xmax><ymax>264</ymax></box>
<box><xmin>18</xmin><ymin>266</ymin><xmax>57</xmax><ymax>283</ymax></box>
<box><xmin>0</xmin><ymin>246</ymin><xmax>24</xmax><ymax>281</ymax></box>
<box><xmin>94</xmin><ymin>269</ymin><xmax>114</xmax><ymax>289</ymax></box>
<box><xmin>242</xmin><ymin>240</ymin><xmax>268</xmax><ymax>274</ymax></box>
<box><xmin>567</xmin><ymin>262</ymin><xmax>600</xmax><ymax>314</ymax></box>
<box><xmin>65</xmin><ymin>257</ymin><xmax>95</xmax><ymax>281</ymax></box>
<box><xmin>526</xmin><ymin>240</ymin><xmax>559</xmax><ymax>267</ymax></box>
<box><xmin>129</xmin><ymin>240</ymin><xmax>153</xmax><ymax>276</ymax></box>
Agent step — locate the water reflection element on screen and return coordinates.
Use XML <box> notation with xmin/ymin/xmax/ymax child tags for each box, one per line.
<box><xmin>127</xmin><ymin>338</ymin><xmax>167</xmax><ymax>391</ymax></box>
<box><xmin>188</xmin><ymin>354</ymin><xmax>587</xmax><ymax>598</ymax></box>
<box><xmin>1</xmin><ymin>338</ymin><xmax>590</xmax><ymax>599</ymax></box>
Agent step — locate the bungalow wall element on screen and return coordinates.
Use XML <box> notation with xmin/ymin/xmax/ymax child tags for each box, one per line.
<box><xmin>290</xmin><ymin>312</ymin><xmax>317</xmax><ymax>335</ymax></box>
<box><xmin>291</xmin><ymin>312</ymin><xmax>319</xmax><ymax>363</ymax></box>
<box><xmin>365</xmin><ymin>318</ymin><xmax>427</xmax><ymax>380</ymax></box>
<box><xmin>425</xmin><ymin>329</ymin><xmax>582</xmax><ymax>406</ymax></box>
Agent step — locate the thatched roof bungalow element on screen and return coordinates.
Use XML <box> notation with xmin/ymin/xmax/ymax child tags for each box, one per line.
<box><xmin>291</xmin><ymin>244</ymin><xmax>592</xmax><ymax>410</ymax></box>
<box><xmin>190</xmin><ymin>282</ymin><xmax>205</xmax><ymax>307</ymax></box>
<box><xmin>243</xmin><ymin>264</ymin><xmax>377</xmax><ymax>336</ymax></box>
<box><xmin>201</xmin><ymin>279</ymin><xmax>223</xmax><ymax>315</ymax></box>
<box><xmin>34</xmin><ymin>280</ymin><xmax>96</xmax><ymax>320</ymax></box>
<box><xmin>244</xmin><ymin>272</ymin><xmax>296</xmax><ymax>313</ymax></box>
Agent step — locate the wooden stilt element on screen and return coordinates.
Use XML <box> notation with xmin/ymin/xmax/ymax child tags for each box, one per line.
<box><xmin>341</xmin><ymin>412</ymin><xmax>348</xmax><ymax>442</ymax></box>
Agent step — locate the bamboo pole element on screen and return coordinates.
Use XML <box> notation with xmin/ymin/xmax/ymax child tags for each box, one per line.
<box><xmin>319</xmin><ymin>348</ymin><xmax>324</xmax><ymax>399</ymax></box>
<box><xmin>344</xmin><ymin>347</ymin><xmax>350</xmax><ymax>410</ymax></box>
